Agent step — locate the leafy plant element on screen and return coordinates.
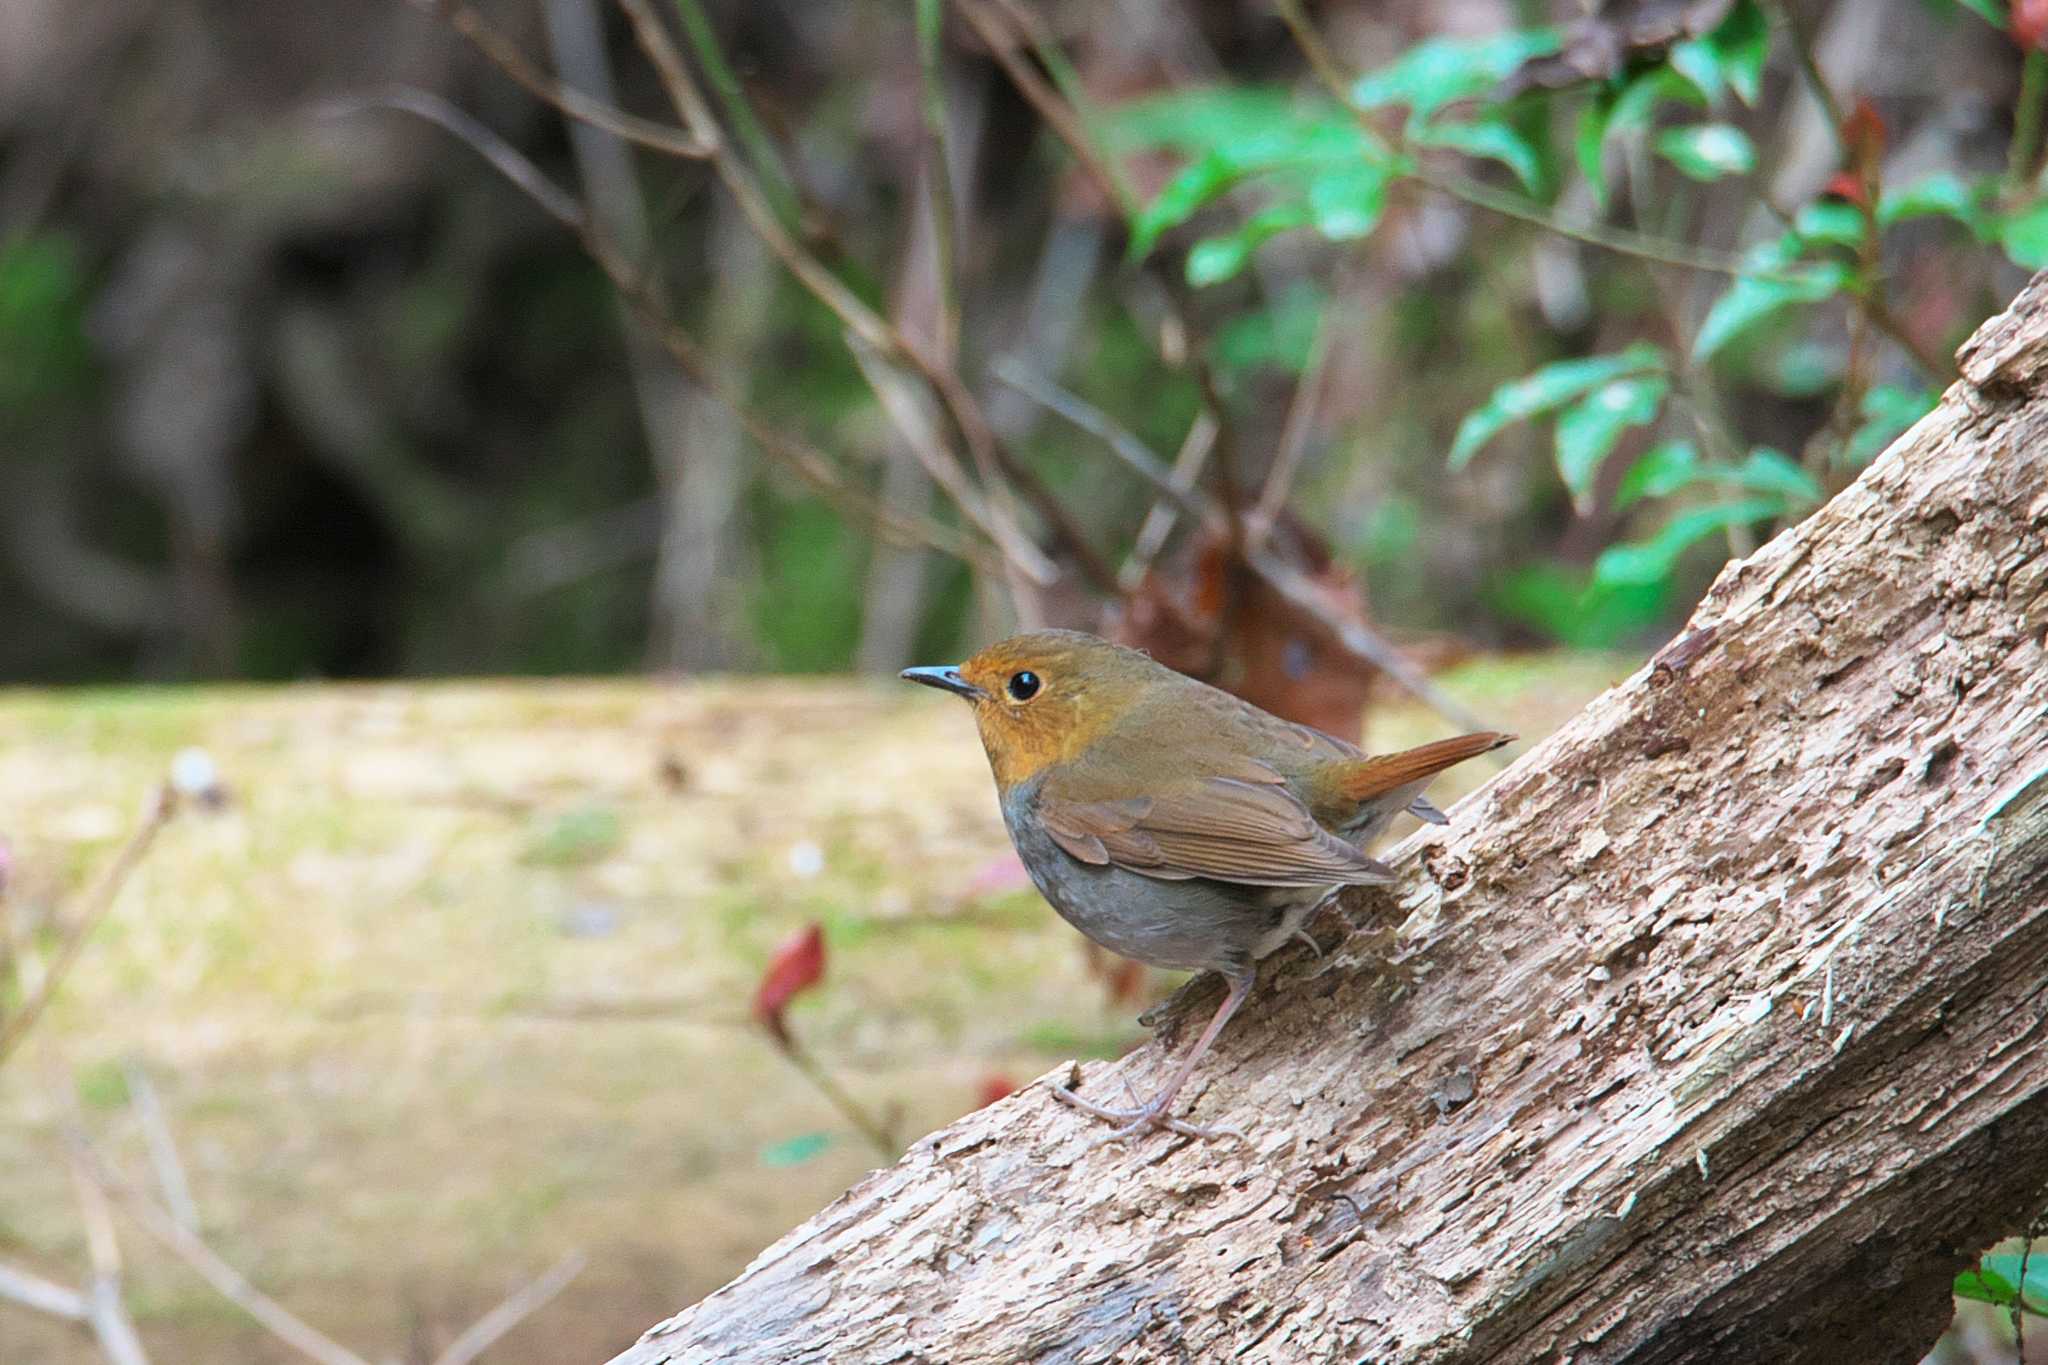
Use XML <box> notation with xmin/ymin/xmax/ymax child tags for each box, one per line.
<box><xmin>1106</xmin><ymin>0</ymin><xmax>2040</xmax><ymax>645</ymax></box>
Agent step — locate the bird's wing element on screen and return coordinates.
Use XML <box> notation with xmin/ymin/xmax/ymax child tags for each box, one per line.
<box><xmin>1037</xmin><ymin>770</ymin><xmax>1395</xmax><ymax>889</ymax></box>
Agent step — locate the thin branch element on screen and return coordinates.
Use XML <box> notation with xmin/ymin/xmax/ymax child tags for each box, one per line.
<box><xmin>429</xmin><ymin>1251</ymin><xmax>587</xmax><ymax>1365</ymax></box>
<box><xmin>991</xmin><ymin>360</ymin><xmax>1212</xmax><ymax>524</ymax></box>
<box><xmin>1123</xmin><ymin>413</ymin><xmax>1218</xmax><ymax>589</ymax></box>
<box><xmin>613</xmin><ymin>0</ymin><xmax>892</xmax><ymax>350</ymax></box>
<box><xmin>0</xmin><ymin>1261</ymin><xmax>87</xmax><ymax>1322</ymax></box>
<box><xmin>0</xmin><ymin>785</ymin><xmax>175</xmax><ymax>1069</ymax></box>
<box><xmin>669</xmin><ymin>0</ymin><xmax>803</xmax><ymax>223</ymax></box>
<box><xmin>953</xmin><ymin>0</ymin><xmax>1244</xmax><ymax>560</ymax></box>
<box><xmin>959</xmin><ymin>0</ymin><xmax>1138</xmax><ymax>219</ymax></box>
<box><xmin>324</xmin><ymin>96</ymin><xmax>1010</xmax><ymax>577</ymax></box>
<box><xmin>125</xmin><ymin>1062</ymin><xmax>200</xmax><ymax>1233</ymax></box>
<box><xmin>69</xmin><ymin>1134</ymin><xmax>375</xmax><ymax>1365</ymax></box>
<box><xmin>616</xmin><ymin>0</ymin><xmax>1113</xmax><ymax>594</ymax></box>
<box><xmin>69</xmin><ymin>1146</ymin><xmax>150</xmax><ymax>1365</ymax></box>
<box><xmin>914</xmin><ymin>0</ymin><xmax>962</xmax><ymax>359</ymax></box>
<box><xmin>316</xmin><ymin>90</ymin><xmax>587</xmax><ymax>229</ymax></box>
<box><xmin>1769</xmin><ymin>0</ymin><xmax>1845</xmax><ymax>154</ymax></box>
<box><xmin>855</xmin><ymin>344</ymin><xmax>1058</xmax><ymax>583</ymax></box>
<box><xmin>1253</xmin><ymin>295</ymin><xmax>1337</xmax><ymax>528</ymax></box>
<box><xmin>432</xmin><ymin>2</ymin><xmax>711</xmax><ymax>160</ymax></box>
<box><xmin>1242</xmin><ymin>546</ymin><xmax>1506</xmax><ymax>742</ymax></box>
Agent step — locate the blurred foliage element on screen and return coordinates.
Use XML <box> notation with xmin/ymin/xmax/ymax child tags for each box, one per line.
<box><xmin>0</xmin><ymin>0</ymin><xmax>2038</xmax><ymax>683</ymax></box>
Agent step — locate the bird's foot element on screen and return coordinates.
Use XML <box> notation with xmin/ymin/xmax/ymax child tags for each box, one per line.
<box><xmin>1049</xmin><ymin>1082</ymin><xmax>1246</xmax><ymax>1144</ymax></box>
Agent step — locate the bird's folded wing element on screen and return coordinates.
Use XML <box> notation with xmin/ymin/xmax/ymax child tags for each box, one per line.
<box><xmin>1037</xmin><ymin>776</ymin><xmax>1395</xmax><ymax>888</ymax></box>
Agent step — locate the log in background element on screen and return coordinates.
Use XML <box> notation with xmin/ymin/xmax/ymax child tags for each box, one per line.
<box><xmin>611</xmin><ymin>275</ymin><xmax>2048</xmax><ymax>1364</ymax></box>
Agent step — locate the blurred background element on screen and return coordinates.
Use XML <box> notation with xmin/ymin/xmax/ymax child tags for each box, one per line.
<box><xmin>2</xmin><ymin>0</ymin><xmax>2044</xmax><ymax>1359</ymax></box>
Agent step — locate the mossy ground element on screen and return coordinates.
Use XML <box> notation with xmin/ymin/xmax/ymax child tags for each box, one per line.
<box><xmin>0</xmin><ymin>657</ymin><xmax>1632</xmax><ymax>1361</ymax></box>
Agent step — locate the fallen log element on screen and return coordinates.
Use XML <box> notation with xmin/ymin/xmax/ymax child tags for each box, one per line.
<box><xmin>611</xmin><ymin>273</ymin><xmax>2048</xmax><ymax>1364</ymax></box>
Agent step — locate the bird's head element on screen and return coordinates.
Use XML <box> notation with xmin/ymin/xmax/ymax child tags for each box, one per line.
<box><xmin>901</xmin><ymin>630</ymin><xmax>1160</xmax><ymax>789</ymax></box>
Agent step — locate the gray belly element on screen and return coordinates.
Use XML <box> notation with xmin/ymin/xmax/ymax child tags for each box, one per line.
<box><xmin>1001</xmin><ymin>785</ymin><xmax>1324</xmax><ymax>976</ymax></box>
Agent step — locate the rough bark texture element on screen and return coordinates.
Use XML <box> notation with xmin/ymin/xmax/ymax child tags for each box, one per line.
<box><xmin>611</xmin><ymin>277</ymin><xmax>2048</xmax><ymax>1364</ymax></box>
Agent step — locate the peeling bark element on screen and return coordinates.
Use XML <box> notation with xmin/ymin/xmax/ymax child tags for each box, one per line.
<box><xmin>610</xmin><ymin>275</ymin><xmax>2048</xmax><ymax>1364</ymax></box>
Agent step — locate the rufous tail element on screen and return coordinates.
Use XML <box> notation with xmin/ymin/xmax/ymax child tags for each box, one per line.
<box><xmin>1333</xmin><ymin>731</ymin><xmax>1514</xmax><ymax>803</ymax></box>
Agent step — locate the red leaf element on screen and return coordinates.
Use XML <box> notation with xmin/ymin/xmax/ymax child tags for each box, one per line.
<box><xmin>753</xmin><ymin>922</ymin><xmax>826</xmax><ymax>1047</ymax></box>
<box><xmin>1822</xmin><ymin>171</ymin><xmax>1867</xmax><ymax>207</ymax></box>
<box><xmin>2017</xmin><ymin>0</ymin><xmax>2048</xmax><ymax>51</ymax></box>
<box><xmin>1839</xmin><ymin>97</ymin><xmax>1886</xmax><ymax>162</ymax></box>
<box><xmin>975</xmin><ymin>1074</ymin><xmax>1018</xmax><ymax>1108</ymax></box>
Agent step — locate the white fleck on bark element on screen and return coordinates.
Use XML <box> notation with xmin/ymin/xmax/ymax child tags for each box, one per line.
<box><xmin>611</xmin><ymin>274</ymin><xmax>2048</xmax><ymax>1365</ymax></box>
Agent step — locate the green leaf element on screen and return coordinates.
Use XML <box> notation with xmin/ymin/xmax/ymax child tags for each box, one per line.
<box><xmin>1954</xmin><ymin>1250</ymin><xmax>2048</xmax><ymax>1314</ymax></box>
<box><xmin>1794</xmin><ymin>200</ymin><xmax>1867</xmax><ymax>248</ymax></box>
<box><xmin>1654</xmin><ymin>124</ymin><xmax>1757</xmax><ymax>181</ymax></box>
<box><xmin>1616</xmin><ymin>440</ymin><xmax>1703</xmax><ymax>508</ymax></box>
<box><xmin>1448</xmin><ymin>341</ymin><xmax>1668</xmax><ymax>468</ymax></box>
<box><xmin>1576</xmin><ymin>93</ymin><xmax>1615</xmax><ymax>207</ymax></box>
<box><xmin>1186</xmin><ymin>204</ymin><xmax>1312</xmax><ymax>285</ymax></box>
<box><xmin>1877</xmin><ymin>174</ymin><xmax>1991</xmax><ymax>232</ymax></box>
<box><xmin>1949</xmin><ymin>0</ymin><xmax>2008</xmax><ymax>27</ymax></box>
<box><xmin>1351</xmin><ymin>29</ymin><xmax>1562</xmax><ymax>124</ymax></box>
<box><xmin>1725</xmin><ymin>447</ymin><xmax>1824</xmax><ymax>504</ymax></box>
<box><xmin>1693</xmin><ymin>262</ymin><xmax>1852</xmax><ymax>362</ymax></box>
<box><xmin>1131</xmin><ymin>152</ymin><xmax>1239</xmax><ymax>255</ymax></box>
<box><xmin>1608</xmin><ymin>67</ymin><xmax>1707</xmax><ymax>142</ymax></box>
<box><xmin>1593</xmin><ymin>498</ymin><xmax>1788</xmax><ymax>587</ymax></box>
<box><xmin>2000</xmin><ymin>198</ymin><xmax>2048</xmax><ymax>270</ymax></box>
<box><xmin>1710</xmin><ymin>0</ymin><xmax>1770</xmax><ymax>106</ymax></box>
<box><xmin>1486</xmin><ymin>562</ymin><xmax>1675</xmax><ymax>648</ymax></box>
<box><xmin>1307</xmin><ymin>160</ymin><xmax>1391</xmax><ymax>240</ymax></box>
<box><xmin>1100</xmin><ymin>86</ymin><xmax>1301</xmax><ymax>155</ymax></box>
<box><xmin>1666</xmin><ymin>35</ymin><xmax>1725</xmax><ymax>104</ymax></box>
<box><xmin>1214</xmin><ymin>283</ymin><xmax>1324</xmax><ymax>375</ymax></box>
<box><xmin>1845</xmin><ymin>385</ymin><xmax>1939</xmax><ymax>466</ymax></box>
<box><xmin>1415</xmin><ymin>117</ymin><xmax>1545</xmax><ymax>194</ymax></box>
<box><xmin>1554</xmin><ymin>375</ymin><xmax>1670</xmax><ymax>506</ymax></box>
<box><xmin>760</xmin><ymin>1132</ymin><xmax>834</xmax><ymax>1167</ymax></box>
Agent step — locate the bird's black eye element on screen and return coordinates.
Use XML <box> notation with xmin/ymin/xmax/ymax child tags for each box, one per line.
<box><xmin>1006</xmin><ymin>670</ymin><xmax>1041</xmax><ymax>702</ymax></box>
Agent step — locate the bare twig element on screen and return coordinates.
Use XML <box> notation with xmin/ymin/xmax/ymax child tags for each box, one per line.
<box><xmin>1123</xmin><ymin>413</ymin><xmax>1218</xmax><ymax>589</ymax></box>
<box><xmin>69</xmin><ymin>1146</ymin><xmax>150</xmax><ymax>1365</ymax></box>
<box><xmin>0</xmin><ymin>785</ymin><xmax>175</xmax><ymax>1069</ymax></box>
<box><xmin>914</xmin><ymin>0</ymin><xmax>962</xmax><ymax>359</ymax></box>
<box><xmin>316</xmin><ymin>90</ymin><xmax>587</xmax><ymax>229</ymax></box>
<box><xmin>429</xmin><ymin>1251</ymin><xmax>587</xmax><ymax>1365</ymax></box>
<box><xmin>616</xmin><ymin>0</ymin><xmax>1112</xmax><ymax>594</ymax></box>
<box><xmin>856</xmin><ymin>345</ymin><xmax>1058</xmax><ymax>584</ymax></box>
<box><xmin>1242</xmin><ymin>546</ymin><xmax>1503</xmax><ymax>742</ymax></box>
<box><xmin>953</xmin><ymin>0</ymin><xmax>1136</xmax><ymax>220</ymax></box>
<box><xmin>613</xmin><ymin>0</ymin><xmax>889</xmax><ymax>348</ymax></box>
<box><xmin>1769</xmin><ymin>0</ymin><xmax>1845</xmax><ymax>154</ymax></box>
<box><xmin>0</xmin><ymin>1259</ymin><xmax>88</xmax><ymax>1321</ymax></box>
<box><xmin>325</xmin><ymin>96</ymin><xmax>1010</xmax><ymax>577</ymax></box>
<box><xmin>431</xmin><ymin>2</ymin><xmax>710</xmax><ymax>160</ymax></box>
<box><xmin>69</xmin><ymin>1134</ymin><xmax>374</xmax><ymax>1365</ymax></box>
<box><xmin>1254</xmin><ymin>297</ymin><xmax>1338</xmax><ymax>529</ymax></box>
<box><xmin>124</xmin><ymin>1062</ymin><xmax>200</xmax><ymax>1233</ymax></box>
<box><xmin>668</xmin><ymin>0</ymin><xmax>803</xmax><ymax>222</ymax></box>
<box><xmin>993</xmin><ymin>362</ymin><xmax>1213</xmax><ymax>525</ymax></box>
<box><xmin>776</xmin><ymin>1040</ymin><xmax>899</xmax><ymax>1159</ymax></box>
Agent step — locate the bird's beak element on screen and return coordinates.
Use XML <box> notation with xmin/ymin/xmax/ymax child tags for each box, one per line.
<box><xmin>899</xmin><ymin>665</ymin><xmax>986</xmax><ymax>701</ymax></box>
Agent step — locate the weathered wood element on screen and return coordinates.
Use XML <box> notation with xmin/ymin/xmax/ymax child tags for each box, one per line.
<box><xmin>611</xmin><ymin>276</ymin><xmax>2048</xmax><ymax>1364</ymax></box>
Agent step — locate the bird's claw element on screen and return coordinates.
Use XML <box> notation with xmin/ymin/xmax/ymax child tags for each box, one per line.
<box><xmin>1050</xmin><ymin>1082</ymin><xmax>1247</xmax><ymax>1145</ymax></box>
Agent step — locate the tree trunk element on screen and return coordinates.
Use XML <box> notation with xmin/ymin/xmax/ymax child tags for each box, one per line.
<box><xmin>609</xmin><ymin>275</ymin><xmax>2048</xmax><ymax>1364</ymax></box>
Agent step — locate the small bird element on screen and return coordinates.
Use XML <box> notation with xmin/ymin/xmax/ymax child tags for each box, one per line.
<box><xmin>903</xmin><ymin>630</ymin><xmax>1511</xmax><ymax>1141</ymax></box>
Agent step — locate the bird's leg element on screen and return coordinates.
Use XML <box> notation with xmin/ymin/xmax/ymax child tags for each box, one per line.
<box><xmin>1052</xmin><ymin>968</ymin><xmax>1255</xmax><ymax>1142</ymax></box>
